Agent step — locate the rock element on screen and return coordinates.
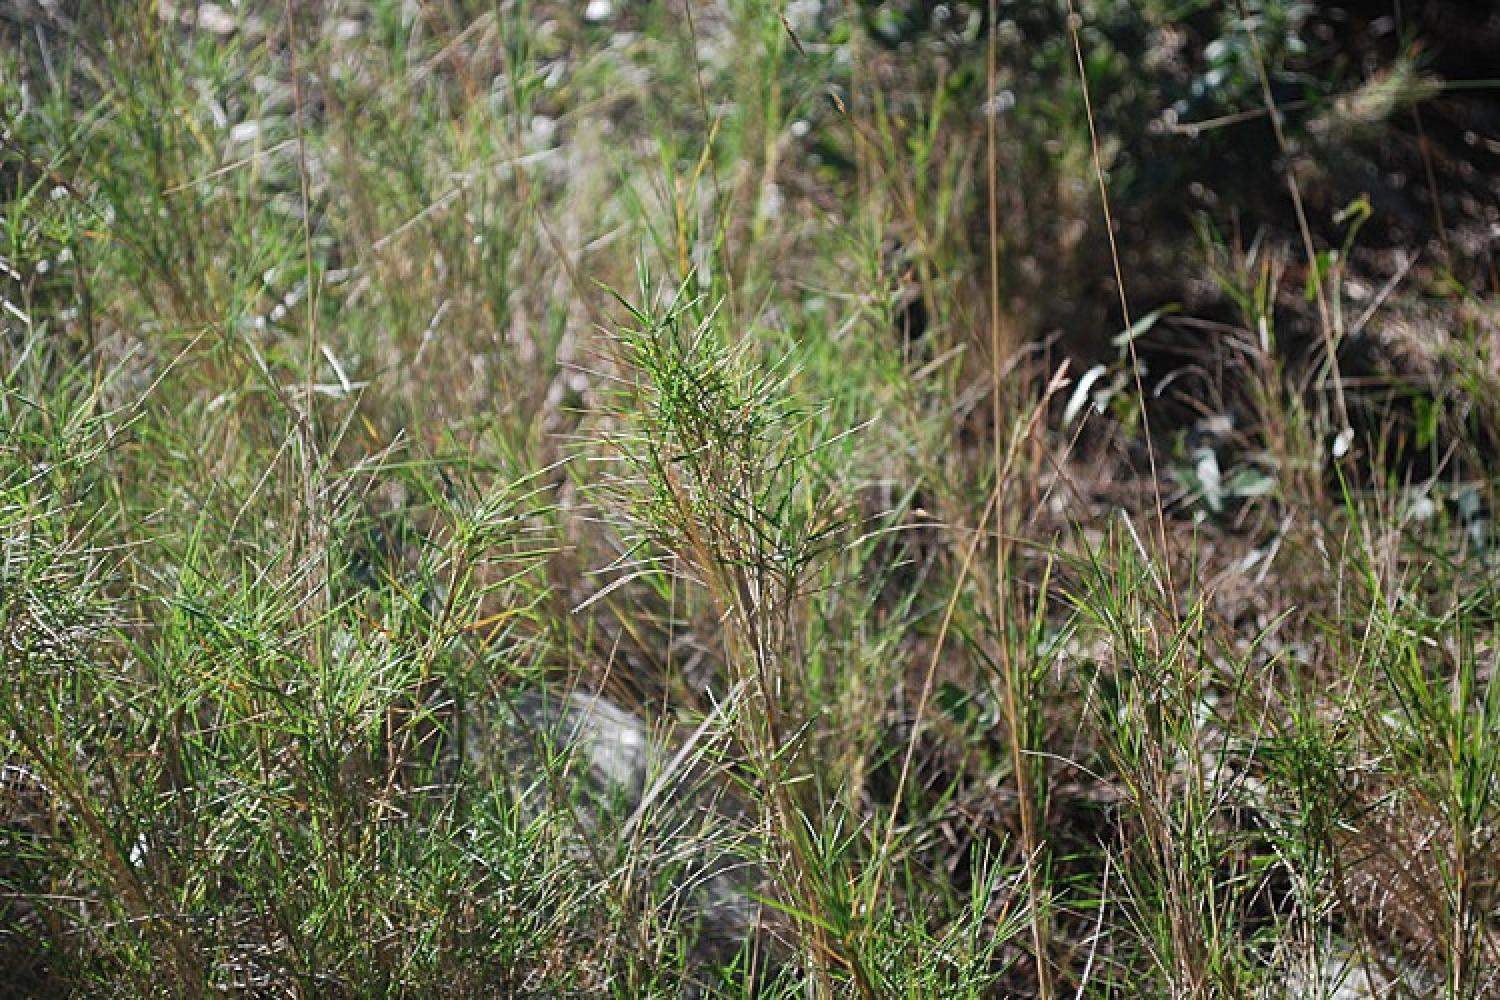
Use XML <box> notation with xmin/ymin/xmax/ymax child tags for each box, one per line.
<box><xmin>480</xmin><ymin>690</ymin><xmax>769</xmax><ymax>976</ymax></box>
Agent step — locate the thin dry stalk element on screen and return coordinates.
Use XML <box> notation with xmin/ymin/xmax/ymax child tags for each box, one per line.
<box><xmin>1232</xmin><ymin>0</ymin><xmax>1350</xmax><ymax>434</ymax></box>
<box><xmin>988</xmin><ymin>5</ymin><xmax>1052</xmax><ymax>994</ymax></box>
<box><xmin>1062</xmin><ymin>0</ymin><xmax>1177</xmax><ymax>618</ymax></box>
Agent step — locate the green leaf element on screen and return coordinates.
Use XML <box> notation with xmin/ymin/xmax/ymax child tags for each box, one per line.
<box><xmin>1305</xmin><ymin>250</ymin><xmax>1336</xmax><ymax>302</ymax></box>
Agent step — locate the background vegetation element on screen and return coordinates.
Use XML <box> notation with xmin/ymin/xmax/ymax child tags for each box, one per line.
<box><xmin>3</xmin><ymin>0</ymin><xmax>1498</xmax><ymax>995</ymax></box>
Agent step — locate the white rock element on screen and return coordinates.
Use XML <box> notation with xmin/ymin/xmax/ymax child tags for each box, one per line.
<box><xmin>229</xmin><ymin>121</ymin><xmax>261</xmax><ymax>145</ymax></box>
<box><xmin>194</xmin><ymin>3</ymin><xmax>237</xmax><ymax>35</ymax></box>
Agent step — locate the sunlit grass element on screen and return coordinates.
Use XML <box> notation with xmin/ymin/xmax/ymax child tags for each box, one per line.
<box><xmin>3</xmin><ymin>2</ymin><xmax>1498</xmax><ymax>997</ymax></box>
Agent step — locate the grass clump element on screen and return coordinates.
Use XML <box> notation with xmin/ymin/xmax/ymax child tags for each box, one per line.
<box><xmin>4</xmin><ymin>1</ymin><xmax>1500</xmax><ymax>997</ymax></box>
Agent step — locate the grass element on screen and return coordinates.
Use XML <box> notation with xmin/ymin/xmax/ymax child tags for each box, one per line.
<box><xmin>3</xmin><ymin>1</ymin><xmax>1499</xmax><ymax>996</ymax></box>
